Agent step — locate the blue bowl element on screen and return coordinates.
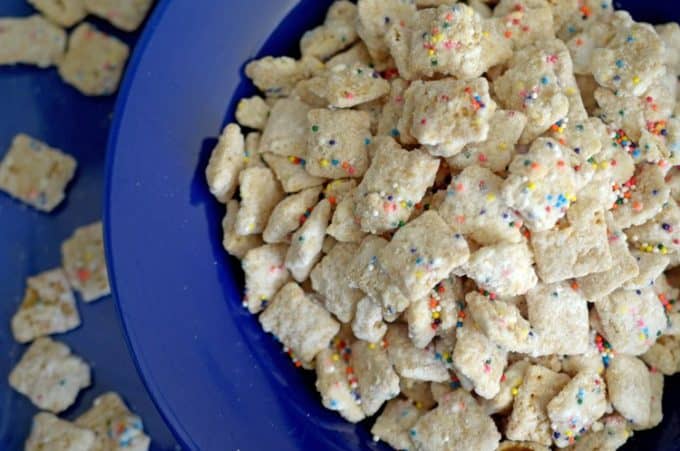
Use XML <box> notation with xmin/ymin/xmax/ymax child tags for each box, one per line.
<box><xmin>105</xmin><ymin>1</ymin><xmax>680</xmax><ymax>449</ymax></box>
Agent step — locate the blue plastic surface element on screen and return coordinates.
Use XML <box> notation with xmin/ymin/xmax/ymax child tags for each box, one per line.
<box><xmin>0</xmin><ymin>2</ymin><xmax>178</xmax><ymax>450</ymax></box>
<box><xmin>105</xmin><ymin>1</ymin><xmax>680</xmax><ymax>450</ymax></box>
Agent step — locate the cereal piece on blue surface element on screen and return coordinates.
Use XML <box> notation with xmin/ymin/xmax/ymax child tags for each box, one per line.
<box><xmin>0</xmin><ymin>134</ymin><xmax>76</xmax><ymax>212</ymax></box>
<box><xmin>84</xmin><ymin>0</ymin><xmax>153</xmax><ymax>32</ymax></box>
<box><xmin>453</xmin><ymin>317</ymin><xmax>508</xmax><ymax>399</ymax></box>
<box><xmin>656</xmin><ymin>22</ymin><xmax>680</xmax><ymax>75</ymax></box>
<box><xmin>262</xmin><ymin>152</ymin><xmax>326</xmax><ymax>193</ymax></box>
<box><xmin>305</xmin><ymin>109</ymin><xmax>371</xmax><ymax>179</ymax></box>
<box><xmin>611</xmin><ymin>164</ymin><xmax>670</xmax><ymax>230</ymax></box>
<box><xmin>242</xmin><ymin>244</ymin><xmax>290</xmax><ymax>314</ymax></box>
<box><xmin>480</xmin><ymin>359</ymin><xmax>530</xmax><ymax>415</ymax></box>
<box><xmin>354</xmin><ymin>137</ymin><xmax>439</xmax><ymax>234</ymax></box>
<box><xmin>75</xmin><ymin>392</ymin><xmax>150</xmax><ymax>451</ymax></box>
<box><xmin>398</xmin><ymin>78</ymin><xmax>495</xmax><ymax>157</ymax></box>
<box><xmin>235</xmin><ymin>96</ymin><xmax>270</xmax><ymax>130</ymax></box>
<box><xmin>379</xmin><ymin>211</ymin><xmax>469</xmax><ymax>301</ymax></box>
<box><xmin>263</xmin><ymin>187</ymin><xmax>322</xmax><ymax>244</ymax></box>
<box><xmin>352</xmin><ymin>297</ymin><xmax>387</xmax><ymax>343</ymax></box>
<box><xmin>260</xmin><ymin>282</ymin><xmax>340</xmax><ymax>363</ymax></box>
<box><xmin>327</xmin><ymin>195</ymin><xmax>366</xmax><ymax>243</ymax></box>
<box><xmin>502</xmin><ymin>138</ymin><xmax>587</xmax><ymax>232</ymax></box>
<box><xmin>58</xmin><ymin>23</ymin><xmax>129</xmax><ymax>96</ymax></box>
<box><xmin>25</xmin><ymin>412</ymin><xmax>95</xmax><ymax>451</ymax></box>
<box><xmin>377</xmin><ymin>78</ymin><xmax>408</xmax><ymax>140</ymax></box>
<box><xmin>28</xmin><ymin>0</ymin><xmax>86</xmax><ymax>27</ymax></box>
<box><xmin>571</xmin><ymin>414</ymin><xmax>632</xmax><ymax>451</ymax></box>
<box><xmin>467</xmin><ymin>292</ymin><xmax>537</xmax><ymax>353</ymax></box>
<box><xmin>0</xmin><ymin>15</ymin><xmax>66</xmax><ymax>68</ymax></box>
<box><xmin>351</xmin><ymin>339</ymin><xmax>400</xmax><ymax>415</ymax></box>
<box><xmin>406</xmin><ymin>278</ymin><xmax>460</xmax><ymax>348</ymax></box>
<box><xmin>462</xmin><ymin>242</ymin><xmax>538</xmax><ymax>297</ymax></box>
<box><xmin>491</xmin><ymin>0</ymin><xmax>555</xmax><ymax>50</ymax></box>
<box><xmin>245</xmin><ymin>55</ymin><xmax>323</xmax><ymax>98</ymax></box>
<box><xmin>285</xmin><ymin>199</ymin><xmax>331</xmax><ymax>282</ymax></box>
<box><xmin>386</xmin><ymin>4</ymin><xmax>489</xmax><ymax>81</ymax></box>
<box><xmin>235</xmin><ymin>167</ymin><xmax>285</xmax><ymax>235</ymax></box>
<box><xmin>386</xmin><ymin>324</ymin><xmax>449</xmax><ymax>382</ymax></box>
<box><xmin>11</xmin><ymin>269</ymin><xmax>80</xmax><ymax>344</ymax></box>
<box><xmin>205</xmin><ymin>124</ymin><xmax>246</xmax><ymax>203</ymax></box>
<box><xmin>61</xmin><ymin>222</ymin><xmax>110</xmax><ymax>302</ymax></box>
<box><xmin>437</xmin><ymin>166</ymin><xmax>523</xmax><ymax>245</ymax></box>
<box><xmin>258</xmin><ymin>98</ymin><xmax>312</xmax><ymax>158</ymax></box>
<box><xmin>627</xmin><ymin>201</ymin><xmax>680</xmax><ymax>259</ymax></box>
<box><xmin>411</xmin><ymin>389</ymin><xmax>501</xmax><ymax>451</ymax></box>
<box><xmin>356</xmin><ymin>0</ymin><xmax>416</xmax><ymax>69</ymax></box>
<box><xmin>447</xmin><ymin>110</ymin><xmax>527</xmax><ymax>174</ymax></box>
<box><xmin>326</xmin><ymin>42</ymin><xmax>372</xmax><ymax>68</ymax></box>
<box><xmin>370</xmin><ymin>399</ymin><xmax>421</xmax><ymax>450</ymax></box>
<box><xmin>596</xmin><ymin>287</ymin><xmax>666</xmax><ymax>355</ymax></box>
<box><xmin>221</xmin><ymin>200</ymin><xmax>262</xmax><ymax>258</ymax></box>
<box><xmin>605</xmin><ymin>355</ymin><xmax>652</xmax><ymax>427</ymax></box>
<box><xmin>315</xmin><ymin>348</ymin><xmax>365</xmax><ymax>423</ymax></box>
<box><xmin>311</xmin><ymin>242</ymin><xmax>364</xmax><ymax>323</ymax></box>
<box><xmin>546</xmin><ymin>371</ymin><xmax>607</xmax><ymax>447</ymax></box>
<box><xmin>592</xmin><ymin>22</ymin><xmax>665</xmax><ymax>97</ymax></box>
<box><xmin>300</xmin><ymin>1</ymin><xmax>357</xmax><ymax>61</ymax></box>
<box><xmin>505</xmin><ymin>364</ymin><xmax>571</xmax><ymax>446</ymax></box>
<box><xmin>526</xmin><ymin>282</ymin><xmax>589</xmax><ymax>355</ymax></box>
<box><xmin>624</xmin><ymin>250</ymin><xmax>669</xmax><ymax>290</ymax></box>
<box><xmin>642</xmin><ymin>335</ymin><xmax>680</xmax><ymax>375</ymax></box>
<box><xmin>317</xmin><ymin>63</ymin><xmax>390</xmax><ymax>108</ymax></box>
<box><xmin>9</xmin><ymin>337</ymin><xmax>90</xmax><ymax>413</ymax></box>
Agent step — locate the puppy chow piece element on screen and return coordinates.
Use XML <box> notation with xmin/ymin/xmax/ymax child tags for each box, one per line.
<box><xmin>642</xmin><ymin>335</ymin><xmax>680</xmax><ymax>375</ymax></box>
<box><xmin>28</xmin><ymin>0</ymin><xmax>86</xmax><ymax>27</ymax></box>
<box><xmin>356</xmin><ymin>0</ymin><xmax>416</xmax><ymax>69</ymax></box>
<box><xmin>377</xmin><ymin>78</ymin><xmax>409</xmax><ymax>141</ymax></box>
<box><xmin>235</xmin><ymin>167</ymin><xmax>284</xmax><ymax>235</ymax></box>
<box><xmin>286</xmin><ymin>199</ymin><xmax>331</xmax><ymax>282</ymax></box>
<box><xmin>300</xmin><ymin>1</ymin><xmax>358</xmax><ymax>61</ymax></box>
<box><xmin>314</xmin><ymin>63</ymin><xmax>390</xmax><ymax>108</ymax></box>
<box><xmin>406</xmin><ymin>277</ymin><xmax>460</xmax><ymax>348</ymax></box>
<box><xmin>242</xmin><ymin>244</ymin><xmax>290</xmax><ymax>314</ymax></box>
<box><xmin>245</xmin><ymin>56</ymin><xmax>323</xmax><ymax>98</ymax></box>
<box><xmin>235</xmin><ymin>96</ymin><xmax>270</xmax><ymax>130</ymax></box>
<box><xmin>480</xmin><ymin>359</ymin><xmax>530</xmax><ymax>415</ymax></box>
<box><xmin>351</xmin><ymin>339</ymin><xmax>400</xmax><ymax>416</ymax></box>
<box><xmin>656</xmin><ymin>22</ymin><xmax>680</xmax><ymax>75</ymax></box>
<box><xmin>263</xmin><ymin>186</ymin><xmax>322</xmax><ymax>243</ymax></box>
<box><xmin>326</xmin><ymin>42</ymin><xmax>372</xmax><ymax>68</ymax></box>
<box><xmin>605</xmin><ymin>354</ymin><xmax>652</xmax><ymax>427</ymax></box>
<box><xmin>462</xmin><ymin>242</ymin><xmax>538</xmax><ymax>297</ymax></box>
<box><xmin>258</xmin><ymin>98</ymin><xmax>311</xmax><ymax>157</ymax></box>
<box><xmin>315</xmin><ymin>348</ymin><xmax>365</xmax><ymax>423</ymax></box>
<box><xmin>205</xmin><ymin>124</ymin><xmax>247</xmax><ymax>203</ymax></box>
<box><xmin>571</xmin><ymin>414</ymin><xmax>632</xmax><ymax>451</ymax></box>
<box><xmin>327</xmin><ymin>194</ymin><xmax>365</xmax><ymax>243</ymax></box>
<box><xmin>262</xmin><ymin>153</ymin><xmax>325</xmax><ymax>193</ymax></box>
<box><xmin>492</xmin><ymin>0</ymin><xmax>556</xmax><ymax>50</ymax></box>
<box><xmin>626</xmin><ymin>201</ymin><xmax>680</xmax><ymax>258</ymax></box>
<box><xmin>385</xmin><ymin>324</ymin><xmax>449</xmax><ymax>382</ymax></box>
<box><xmin>25</xmin><ymin>412</ymin><xmax>95</xmax><ymax>451</ymax></box>
<box><xmin>61</xmin><ymin>222</ymin><xmax>109</xmax><ymax>302</ymax></box>
<box><xmin>84</xmin><ymin>0</ymin><xmax>153</xmax><ymax>31</ymax></box>
<box><xmin>370</xmin><ymin>399</ymin><xmax>421</xmax><ymax>450</ymax></box>
<box><xmin>0</xmin><ymin>16</ymin><xmax>66</xmax><ymax>68</ymax></box>
<box><xmin>352</xmin><ymin>297</ymin><xmax>387</xmax><ymax>343</ymax></box>
<box><xmin>623</xmin><ymin>250</ymin><xmax>670</xmax><ymax>290</ymax></box>
<box><xmin>221</xmin><ymin>200</ymin><xmax>263</xmax><ymax>258</ymax></box>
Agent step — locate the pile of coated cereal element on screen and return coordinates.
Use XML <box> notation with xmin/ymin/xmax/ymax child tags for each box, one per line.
<box><xmin>206</xmin><ymin>0</ymin><xmax>680</xmax><ymax>449</ymax></box>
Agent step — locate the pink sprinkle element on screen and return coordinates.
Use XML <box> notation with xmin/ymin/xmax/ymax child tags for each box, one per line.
<box><xmin>444</xmin><ymin>40</ymin><xmax>454</xmax><ymax>49</ymax></box>
<box><xmin>478</xmin><ymin>153</ymin><xmax>488</xmax><ymax>162</ymax></box>
<box><xmin>420</xmin><ymin>118</ymin><xmax>427</xmax><ymax>125</ymax></box>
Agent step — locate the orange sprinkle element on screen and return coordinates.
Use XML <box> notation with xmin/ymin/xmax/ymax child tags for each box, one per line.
<box><xmin>504</xmin><ymin>30</ymin><xmax>512</xmax><ymax>39</ymax></box>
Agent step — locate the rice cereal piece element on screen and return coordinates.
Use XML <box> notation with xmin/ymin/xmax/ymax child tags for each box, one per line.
<box><xmin>550</xmin><ymin>0</ymin><xmax>613</xmax><ymax>41</ymax></box>
<box><xmin>9</xmin><ymin>337</ymin><xmax>90</xmax><ymax>413</ymax></box>
<box><xmin>577</xmin><ymin>140</ymin><xmax>635</xmax><ymax>210</ymax></box>
<box><xmin>438</xmin><ymin>165</ymin><xmax>523</xmax><ymax>245</ymax></box>
<box><xmin>205</xmin><ymin>124</ymin><xmax>246</xmax><ymax>203</ymax></box>
<box><xmin>245</xmin><ymin>56</ymin><xmax>323</xmax><ymax>98</ymax></box>
<box><xmin>592</xmin><ymin>22</ymin><xmax>665</xmax><ymax>97</ymax></box>
<box><xmin>526</xmin><ymin>282</ymin><xmax>589</xmax><ymax>355</ymax></box>
<box><xmin>263</xmin><ymin>187</ymin><xmax>322</xmax><ymax>244</ymax></box>
<box><xmin>491</xmin><ymin>0</ymin><xmax>555</xmax><ymax>50</ymax></box>
<box><xmin>480</xmin><ymin>359</ymin><xmax>530</xmax><ymax>415</ymax></box>
<box><xmin>316</xmin><ymin>63</ymin><xmax>390</xmax><ymax>108</ymax></box>
<box><xmin>311</xmin><ymin>242</ymin><xmax>364</xmax><ymax>323</ymax></box>
<box><xmin>379</xmin><ymin>211</ymin><xmax>470</xmax><ymax>301</ymax></box>
<box><xmin>327</xmin><ymin>195</ymin><xmax>365</xmax><ymax>243</ymax></box>
<box><xmin>386</xmin><ymin>4</ymin><xmax>487</xmax><ymax>81</ymax></box>
<box><xmin>642</xmin><ymin>335</ymin><xmax>680</xmax><ymax>375</ymax></box>
<box><xmin>75</xmin><ymin>392</ymin><xmax>150</xmax><ymax>451</ymax></box>
<box><xmin>0</xmin><ymin>16</ymin><xmax>66</xmax><ymax>68</ymax></box>
<box><xmin>260</xmin><ymin>282</ymin><xmax>340</xmax><ymax>362</ymax></box>
<box><xmin>605</xmin><ymin>355</ymin><xmax>652</xmax><ymax>427</ymax></box>
<box><xmin>235</xmin><ymin>167</ymin><xmax>284</xmax><ymax>235</ymax></box>
<box><xmin>547</xmin><ymin>117</ymin><xmax>605</xmax><ymax>162</ymax></box>
<box><xmin>354</xmin><ymin>137</ymin><xmax>439</xmax><ymax>234</ymax></box>
<box><xmin>61</xmin><ymin>222</ymin><xmax>110</xmax><ymax>302</ymax></box>
<box><xmin>505</xmin><ymin>364</ymin><xmax>571</xmax><ymax>446</ymax></box>
<box><xmin>398</xmin><ymin>78</ymin><xmax>496</xmax><ymax>157</ymax></box>
<box><xmin>377</xmin><ymin>78</ymin><xmax>409</xmax><ymax>140</ymax></box>
<box><xmin>571</xmin><ymin>414</ymin><xmax>632</xmax><ymax>451</ymax></box>
<box><xmin>28</xmin><ymin>0</ymin><xmax>87</xmax><ymax>27</ymax></box>
<box><xmin>623</xmin><ymin>250</ymin><xmax>670</xmax><ymax>290</ymax></box>
<box><xmin>258</xmin><ymin>98</ymin><xmax>312</xmax><ymax>158</ymax></box>
<box><xmin>58</xmin><ymin>23</ymin><xmax>130</xmax><ymax>96</ymax></box>
<box><xmin>627</xmin><ymin>201</ymin><xmax>680</xmax><ymax>258</ymax></box>
<box><xmin>242</xmin><ymin>244</ymin><xmax>290</xmax><ymax>314</ymax></box>
<box><xmin>11</xmin><ymin>269</ymin><xmax>80</xmax><ymax>344</ymax></box>
<box><xmin>386</xmin><ymin>324</ymin><xmax>449</xmax><ymax>382</ymax></box>
<box><xmin>463</xmin><ymin>242</ymin><xmax>538</xmax><ymax>297</ymax></box>
<box><xmin>84</xmin><ymin>0</ymin><xmax>153</xmax><ymax>31</ymax></box>
<box><xmin>448</xmin><ymin>110</ymin><xmax>527</xmax><ymax>174</ymax></box>
<box><xmin>411</xmin><ymin>389</ymin><xmax>501</xmax><ymax>451</ymax></box>
<box><xmin>467</xmin><ymin>292</ymin><xmax>537</xmax><ymax>353</ymax></box>
<box><xmin>356</xmin><ymin>0</ymin><xmax>416</xmax><ymax>69</ymax></box>
<box><xmin>314</xmin><ymin>348</ymin><xmax>365</xmax><ymax>423</ymax></box>
<box><xmin>595</xmin><ymin>287</ymin><xmax>667</xmax><ymax>355</ymax></box>
<box><xmin>0</xmin><ymin>134</ymin><xmax>76</xmax><ymax>212</ymax></box>
<box><xmin>25</xmin><ymin>412</ymin><xmax>95</xmax><ymax>451</ymax></box>
<box><xmin>453</xmin><ymin>318</ymin><xmax>508</xmax><ymax>399</ymax></box>
<box><xmin>406</xmin><ymin>279</ymin><xmax>460</xmax><ymax>348</ymax></box>
<box><xmin>634</xmin><ymin>369</ymin><xmax>663</xmax><ymax>431</ymax></box>
<box><xmin>656</xmin><ymin>22</ymin><xmax>680</xmax><ymax>75</ymax></box>
<box><xmin>546</xmin><ymin>371</ymin><xmax>607</xmax><ymax>447</ymax></box>
<box><xmin>352</xmin><ymin>297</ymin><xmax>387</xmax><ymax>343</ymax></box>
<box><xmin>351</xmin><ymin>340</ymin><xmax>400</xmax><ymax>415</ymax></box>
<box><xmin>326</xmin><ymin>42</ymin><xmax>372</xmax><ymax>68</ymax></box>
<box><xmin>286</xmin><ymin>199</ymin><xmax>331</xmax><ymax>282</ymax></box>
<box><xmin>348</xmin><ymin>235</ymin><xmax>409</xmax><ymax>320</ymax></box>
<box><xmin>370</xmin><ymin>399</ymin><xmax>421</xmax><ymax>450</ymax></box>
<box><xmin>299</xmin><ymin>1</ymin><xmax>357</xmax><ymax>60</ymax></box>
<box><xmin>262</xmin><ymin>153</ymin><xmax>326</xmax><ymax>193</ymax></box>
<box><xmin>235</xmin><ymin>96</ymin><xmax>270</xmax><ymax>130</ymax></box>
<box><xmin>221</xmin><ymin>200</ymin><xmax>262</xmax><ymax>258</ymax></box>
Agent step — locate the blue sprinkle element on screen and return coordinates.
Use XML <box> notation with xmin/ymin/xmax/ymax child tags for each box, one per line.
<box><xmin>540</xmin><ymin>76</ymin><xmax>549</xmax><ymax>85</ymax></box>
<box><xmin>364</xmin><ymin>137</ymin><xmax>371</xmax><ymax>145</ymax></box>
<box><xmin>615</xmin><ymin>59</ymin><xmax>624</xmax><ymax>68</ymax></box>
<box><xmin>390</xmin><ymin>128</ymin><xmax>400</xmax><ymax>137</ymax></box>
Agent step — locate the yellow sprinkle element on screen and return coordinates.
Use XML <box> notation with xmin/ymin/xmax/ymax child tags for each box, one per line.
<box><xmin>428</xmin><ymin>49</ymin><xmax>435</xmax><ymax>56</ymax></box>
<box><xmin>527</xmin><ymin>182</ymin><xmax>536</xmax><ymax>190</ymax></box>
<box><xmin>332</xmin><ymin>353</ymin><xmax>340</xmax><ymax>361</ymax></box>
<box><xmin>632</xmin><ymin>76</ymin><xmax>640</xmax><ymax>85</ymax></box>
<box><xmin>466</xmin><ymin>6</ymin><xmax>473</xmax><ymax>16</ymax></box>
<box><xmin>599</xmin><ymin>161</ymin><xmax>609</xmax><ymax>170</ymax></box>
<box><xmin>248</xmin><ymin>223</ymin><xmax>255</xmax><ymax>231</ymax></box>
<box><xmin>566</xmin><ymin>87</ymin><xmax>576</xmax><ymax>96</ymax></box>
<box><xmin>432</xmin><ymin>311</ymin><xmax>441</xmax><ymax>319</ymax></box>
<box><xmin>320</xmin><ymin>158</ymin><xmax>329</xmax><ymax>168</ymax></box>
<box><xmin>567</xmin><ymin>194</ymin><xmax>577</xmax><ymax>202</ymax></box>
<box><xmin>442</xmin><ymin>352</ymin><xmax>450</xmax><ymax>360</ymax></box>
<box><xmin>511</xmin><ymin>388</ymin><xmax>519</xmax><ymax>396</ymax></box>
<box><xmin>400</xmin><ymin>200</ymin><xmax>407</xmax><ymax>208</ymax></box>
<box><xmin>486</xmin><ymin>193</ymin><xmax>496</xmax><ymax>202</ymax></box>
<box><xmin>415</xmin><ymin>401</ymin><xmax>423</xmax><ymax>409</ymax></box>
<box><xmin>482</xmin><ymin>31</ymin><xmax>490</xmax><ymax>38</ymax></box>
<box><xmin>243</xmin><ymin>156</ymin><xmax>250</xmax><ymax>163</ymax></box>
<box><xmin>661</xmin><ymin>247</ymin><xmax>668</xmax><ymax>255</ymax></box>
<box><xmin>566</xmin><ymin>430</ymin><xmax>573</xmax><ymax>437</ymax></box>
<box><xmin>288</xmin><ymin>156</ymin><xmax>296</xmax><ymax>163</ymax></box>
<box><xmin>260</xmin><ymin>295</ymin><xmax>267</xmax><ymax>300</ymax></box>
<box><xmin>639</xmin><ymin>333</ymin><xmax>646</xmax><ymax>340</ymax></box>
<box><xmin>415</xmin><ymin>270</ymin><xmax>424</xmax><ymax>280</ymax></box>
<box><xmin>432</xmin><ymin>33</ymin><xmax>442</xmax><ymax>43</ymax></box>
<box><xmin>368</xmin><ymin>343</ymin><xmax>376</xmax><ymax>350</ymax></box>
<box><xmin>498</xmin><ymin>142</ymin><xmax>507</xmax><ymax>151</ymax></box>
